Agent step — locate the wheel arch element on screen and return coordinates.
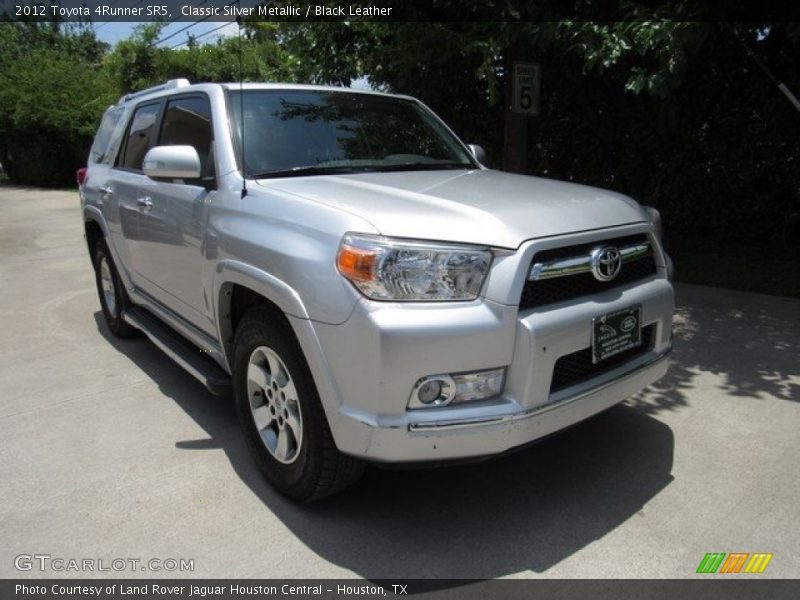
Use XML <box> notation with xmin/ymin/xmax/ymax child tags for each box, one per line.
<box><xmin>214</xmin><ymin>260</ymin><xmax>311</xmax><ymax>369</ymax></box>
<box><xmin>216</xmin><ymin>263</ymin><xmax>366</xmax><ymax>460</ymax></box>
<box><xmin>83</xmin><ymin>206</ymin><xmax>110</xmax><ymax>258</ymax></box>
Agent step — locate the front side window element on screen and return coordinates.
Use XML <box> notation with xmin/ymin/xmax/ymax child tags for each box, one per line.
<box><xmin>119</xmin><ymin>103</ymin><xmax>160</xmax><ymax>171</ymax></box>
<box><xmin>159</xmin><ymin>95</ymin><xmax>214</xmax><ymax>178</ymax></box>
<box><xmin>229</xmin><ymin>90</ymin><xmax>475</xmax><ymax>177</ymax></box>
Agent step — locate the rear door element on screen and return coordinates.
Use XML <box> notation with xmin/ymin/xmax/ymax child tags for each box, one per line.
<box><xmin>133</xmin><ymin>94</ymin><xmax>216</xmax><ymax>335</ymax></box>
<box><xmin>106</xmin><ymin>100</ymin><xmax>164</xmax><ymax>286</ymax></box>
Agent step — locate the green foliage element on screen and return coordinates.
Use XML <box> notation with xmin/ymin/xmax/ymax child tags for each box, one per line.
<box><xmin>0</xmin><ymin>20</ymin><xmax>300</xmax><ymax>187</ymax></box>
<box><xmin>1</xmin><ymin>10</ymin><xmax>798</xmax><ymax>246</ymax></box>
<box><xmin>103</xmin><ymin>23</ymin><xmax>165</xmax><ymax>93</ymax></box>
<box><xmin>271</xmin><ymin>18</ymin><xmax>800</xmax><ymax>244</ymax></box>
<box><xmin>529</xmin><ymin>24</ymin><xmax>800</xmax><ymax>244</ymax></box>
<box><xmin>0</xmin><ymin>22</ymin><xmax>113</xmax><ymax>186</ymax></box>
<box><xmin>103</xmin><ymin>22</ymin><xmax>298</xmax><ymax>94</ymax></box>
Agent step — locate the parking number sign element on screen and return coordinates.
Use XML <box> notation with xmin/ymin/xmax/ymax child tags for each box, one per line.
<box><xmin>512</xmin><ymin>62</ymin><xmax>540</xmax><ymax>115</ymax></box>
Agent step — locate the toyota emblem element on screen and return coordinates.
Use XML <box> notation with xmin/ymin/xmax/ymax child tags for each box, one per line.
<box><xmin>590</xmin><ymin>246</ymin><xmax>622</xmax><ymax>281</ymax></box>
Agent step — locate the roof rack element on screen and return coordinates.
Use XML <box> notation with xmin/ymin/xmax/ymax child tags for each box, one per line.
<box><xmin>118</xmin><ymin>78</ymin><xmax>191</xmax><ymax>105</ymax></box>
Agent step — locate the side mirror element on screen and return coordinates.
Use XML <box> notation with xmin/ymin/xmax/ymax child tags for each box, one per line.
<box><xmin>467</xmin><ymin>144</ymin><xmax>487</xmax><ymax>165</ymax></box>
<box><xmin>143</xmin><ymin>145</ymin><xmax>201</xmax><ymax>180</ymax></box>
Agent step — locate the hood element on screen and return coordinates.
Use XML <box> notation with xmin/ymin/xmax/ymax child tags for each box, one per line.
<box><xmin>256</xmin><ymin>169</ymin><xmax>647</xmax><ymax>249</ymax></box>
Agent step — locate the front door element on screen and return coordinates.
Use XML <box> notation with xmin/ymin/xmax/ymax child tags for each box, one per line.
<box><xmin>133</xmin><ymin>94</ymin><xmax>216</xmax><ymax>335</ymax></box>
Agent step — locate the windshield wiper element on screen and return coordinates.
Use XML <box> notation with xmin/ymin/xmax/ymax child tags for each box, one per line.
<box><xmin>373</xmin><ymin>162</ymin><xmax>472</xmax><ymax>172</ymax></box>
<box><xmin>250</xmin><ymin>165</ymin><xmax>368</xmax><ymax>179</ymax></box>
<box><xmin>251</xmin><ymin>162</ymin><xmax>472</xmax><ymax>179</ymax></box>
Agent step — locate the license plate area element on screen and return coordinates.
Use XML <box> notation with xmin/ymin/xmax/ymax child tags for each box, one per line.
<box><xmin>591</xmin><ymin>305</ymin><xmax>642</xmax><ymax>364</ymax></box>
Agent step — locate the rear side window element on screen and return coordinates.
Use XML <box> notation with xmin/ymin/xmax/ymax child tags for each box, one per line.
<box><xmin>159</xmin><ymin>95</ymin><xmax>214</xmax><ymax>177</ymax></box>
<box><xmin>89</xmin><ymin>106</ymin><xmax>124</xmax><ymax>165</ymax></box>
<box><xmin>119</xmin><ymin>103</ymin><xmax>161</xmax><ymax>170</ymax></box>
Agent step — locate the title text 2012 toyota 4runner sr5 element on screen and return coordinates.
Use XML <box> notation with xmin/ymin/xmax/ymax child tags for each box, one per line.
<box><xmin>80</xmin><ymin>79</ymin><xmax>674</xmax><ymax>500</ymax></box>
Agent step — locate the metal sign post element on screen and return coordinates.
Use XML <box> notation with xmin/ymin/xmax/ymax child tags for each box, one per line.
<box><xmin>504</xmin><ymin>59</ymin><xmax>539</xmax><ymax>173</ymax></box>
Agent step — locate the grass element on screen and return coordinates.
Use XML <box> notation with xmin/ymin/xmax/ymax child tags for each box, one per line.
<box><xmin>667</xmin><ymin>238</ymin><xmax>800</xmax><ymax>299</ymax></box>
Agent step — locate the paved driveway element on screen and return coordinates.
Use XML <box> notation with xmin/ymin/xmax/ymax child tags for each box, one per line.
<box><xmin>0</xmin><ymin>187</ymin><xmax>798</xmax><ymax>579</ymax></box>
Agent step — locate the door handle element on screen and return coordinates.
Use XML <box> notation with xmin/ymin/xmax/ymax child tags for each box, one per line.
<box><xmin>99</xmin><ymin>186</ymin><xmax>113</xmax><ymax>197</ymax></box>
<box><xmin>136</xmin><ymin>196</ymin><xmax>153</xmax><ymax>211</ymax></box>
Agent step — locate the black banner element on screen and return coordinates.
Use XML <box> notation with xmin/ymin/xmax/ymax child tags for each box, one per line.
<box><xmin>3</xmin><ymin>580</ymin><xmax>800</xmax><ymax>600</ymax></box>
<box><xmin>2</xmin><ymin>0</ymin><xmax>800</xmax><ymax>23</ymax></box>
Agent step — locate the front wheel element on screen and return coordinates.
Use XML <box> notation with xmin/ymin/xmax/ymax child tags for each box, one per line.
<box><xmin>232</xmin><ymin>307</ymin><xmax>364</xmax><ymax>501</ymax></box>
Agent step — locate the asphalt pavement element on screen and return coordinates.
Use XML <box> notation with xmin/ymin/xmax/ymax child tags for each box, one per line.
<box><xmin>0</xmin><ymin>186</ymin><xmax>798</xmax><ymax>579</ymax></box>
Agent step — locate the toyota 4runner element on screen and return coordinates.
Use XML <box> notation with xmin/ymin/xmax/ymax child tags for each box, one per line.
<box><xmin>80</xmin><ymin>79</ymin><xmax>674</xmax><ymax>500</ymax></box>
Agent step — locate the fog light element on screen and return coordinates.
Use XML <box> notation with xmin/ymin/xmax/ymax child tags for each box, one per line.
<box><xmin>409</xmin><ymin>368</ymin><xmax>505</xmax><ymax>409</ymax></box>
<box><xmin>417</xmin><ymin>380</ymin><xmax>443</xmax><ymax>404</ymax></box>
<box><xmin>411</xmin><ymin>375</ymin><xmax>454</xmax><ymax>407</ymax></box>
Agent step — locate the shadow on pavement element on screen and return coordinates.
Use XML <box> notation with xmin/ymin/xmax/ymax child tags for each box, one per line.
<box><xmin>94</xmin><ymin>312</ymin><xmax>674</xmax><ymax>579</ymax></box>
<box><xmin>629</xmin><ymin>283</ymin><xmax>800</xmax><ymax>415</ymax></box>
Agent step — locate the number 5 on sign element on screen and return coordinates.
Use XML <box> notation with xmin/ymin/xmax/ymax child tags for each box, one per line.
<box><xmin>512</xmin><ymin>63</ymin><xmax>540</xmax><ymax>115</ymax></box>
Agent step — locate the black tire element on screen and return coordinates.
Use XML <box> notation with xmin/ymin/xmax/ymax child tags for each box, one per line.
<box><xmin>233</xmin><ymin>306</ymin><xmax>364</xmax><ymax>501</ymax></box>
<box><xmin>93</xmin><ymin>239</ymin><xmax>139</xmax><ymax>338</ymax></box>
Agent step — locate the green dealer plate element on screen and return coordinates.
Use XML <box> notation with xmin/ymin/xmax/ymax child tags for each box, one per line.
<box><xmin>591</xmin><ymin>305</ymin><xmax>642</xmax><ymax>364</ymax></box>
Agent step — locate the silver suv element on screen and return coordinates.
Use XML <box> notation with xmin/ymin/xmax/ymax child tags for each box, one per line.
<box><xmin>81</xmin><ymin>79</ymin><xmax>674</xmax><ymax>500</ymax></box>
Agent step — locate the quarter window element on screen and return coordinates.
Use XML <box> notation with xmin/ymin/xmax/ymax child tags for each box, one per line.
<box><xmin>89</xmin><ymin>106</ymin><xmax>124</xmax><ymax>165</ymax></box>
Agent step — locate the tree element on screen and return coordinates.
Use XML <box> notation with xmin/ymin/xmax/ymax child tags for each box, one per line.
<box><xmin>104</xmin><ymin>22</ymin><xmax>298</xmax><ymax>93</ymax></box>
<box><xmin>102</xmin><ymin>23</ymin><xmax>165</xmax><ymax>94</ymax></box>
<box><xmin>271</xmin><ymin>12</ymin><xmax>800</xmax><ymax>242</ymax></box>
<box><xmin>0</xmin><ymin>22</ymin><xmax>114</xmax><ymax>186</ymax></box>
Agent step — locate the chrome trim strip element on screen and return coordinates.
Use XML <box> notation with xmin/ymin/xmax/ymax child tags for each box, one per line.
<box><xmin>619</xmin><ymin>242</ymin><xmax>651</xmax><ymax>262</ymax></box>
<box><xmin>529</xmin><ymin>242</ymin><xmax>651</xmax><ymax>281</ymax></box>
<box><xmin>408</xmin><ymin>347</ymin><xmax>671</xmax><ymax>432</ymax></box>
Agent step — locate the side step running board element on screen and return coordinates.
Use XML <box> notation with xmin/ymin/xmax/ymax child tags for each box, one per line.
<box><xmin>123</xmin><ymin>307</ymin><xmax>232</xmax><ymax>396</ymax></box>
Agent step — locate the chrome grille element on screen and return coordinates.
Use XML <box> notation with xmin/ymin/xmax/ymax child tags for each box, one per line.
<box><xmin>519</xmin><ymin>234</ymin><xmax>657</xmax><ymax>310</ymax></box>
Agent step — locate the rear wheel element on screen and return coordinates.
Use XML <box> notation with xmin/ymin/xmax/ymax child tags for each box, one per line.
<box><xmin>232</xmin><ymin>306</ymin><xmax>364</xmax><ymax>501</ymax></box>
<box><xmin>93</xmin><ymin>239</ymin><xmax>138</xmax><ymax>338</ymax></box>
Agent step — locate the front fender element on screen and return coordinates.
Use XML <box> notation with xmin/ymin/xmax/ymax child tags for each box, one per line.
<box><xmin>214</xmin><ymin>259</ymin><xmax>310</xmax><ymax>320</ymax></box>
<box><xmin>213</xmin><ymin>259</ymin><xmax>313</xmax><ymax>371</ymax></box>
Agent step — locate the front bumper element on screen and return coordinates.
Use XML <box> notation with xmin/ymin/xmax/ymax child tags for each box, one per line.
<box><xmin>295</xmin><ymin>227</ymin><xmax>674</xmax><ymax>463</ymax></box>
<box><xmin>365</xmin><ymin>349</ymin><xmax>669</xmax><ymax>462</ymax></box>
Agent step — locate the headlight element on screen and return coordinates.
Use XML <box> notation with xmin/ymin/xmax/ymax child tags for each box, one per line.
<box><xmin>336</xmin><ymin>233</ymin><xmax>492</xmax><ymax>301</ymax></box>
<box><xmin>644</xmin><ymin>206</ymin><xmax>663</xmax><ymax>241</ymax></box>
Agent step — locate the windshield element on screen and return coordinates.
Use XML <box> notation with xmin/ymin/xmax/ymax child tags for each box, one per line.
<box><xmin>229</xmin><ymin>89</ymin><xmax>475</xmax><ymax>178</ymax></box>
